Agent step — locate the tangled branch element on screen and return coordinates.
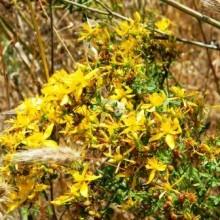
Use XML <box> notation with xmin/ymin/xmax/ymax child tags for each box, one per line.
<box><xmin>63</xmin><ymin>0</ymin><xmax>220</xmax><ymax>51</ymax></box>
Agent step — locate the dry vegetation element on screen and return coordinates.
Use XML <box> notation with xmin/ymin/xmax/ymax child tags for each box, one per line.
<box><xmin>1</xmin><ymin>0</ymin><xmax>220</xmax><ymax>132</ymax></box>
<box><xmin>1</xmin><ymin>0</ymin><xmax>220</xmax><ymax>219</ymax></box>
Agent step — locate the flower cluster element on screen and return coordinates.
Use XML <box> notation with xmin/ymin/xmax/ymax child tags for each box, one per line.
<box><xmin>0</xmin><ymin>13</ymin><xmax>220</xmax><ymax>219</ymax></box>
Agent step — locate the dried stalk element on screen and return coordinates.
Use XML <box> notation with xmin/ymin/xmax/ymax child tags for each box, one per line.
<box><xmin>49</xmin><ymin>0</ymin><xmax>54</xmax><ymax>75</ymax></box>
<box><xmin>27</xmin><ymin>0</ymin><xmax>49</xmax><ymax>81</ymax></box>
<box><xmin>0</xmin><ymin>44</ymin><xmax>10</xmax><ymax>110</ymax></box>
<box><xmin>39</xmin><ymin>0</ymin><xmax>75</xmax><ymax>64</ymax></box>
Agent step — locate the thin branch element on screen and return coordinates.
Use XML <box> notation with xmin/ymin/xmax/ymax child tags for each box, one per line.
<box><xmin>94</xmin><ymin>0</ymin><xmax>113</xmax><ymax>15</ymax></box>
<box><xmin>63</xmin><ymin>0</ymin><xmax>220</xmax><ymax>51</ymax></box>
<box><xmin>62</xmin><ymin>0</ymin><xmax>129</xmax><ymax>21</ymax></box>
<box><xmin>59</xmin><ymin>208</ymin><xmax>68</xmax><ymax>220</ymax></box>
<box><xmin>0</xmin><ymin>15</ymin><xmax>30</xmax><ymax>52</ymax></box>
<box><xmin>27</xmin><ymin>0</ymin><xmax>50</xmax><ymax>81</ymax></box>
<box><xmin>153</xmin><ymin>31</ymin><xmax>220</xmax><ymax>50</ymax></box>
<box><xmin>160</xmin><ymin>0</ymin><xmax>220</xmax><ymax>30</ymax></box>
<box><xmin>0</xmin><ymin>44</ymin><xmax>10</xmax><ymax>110</ymax></box>
<box><xmin>50</xmin><ymin>0</ymin><xmax>54</xmax><ymax>75</ymax></box>
<box><xmin>39</xmin><ymin>0</ymin><xmax>75</xmax><ymax>64</ymax></box>
<box><xmin>49</xmin><ymin>178</ymin><xmax>58</xmax><ymax>220</ymax></box>
<box><xmin>193</xmin><ymin>0</ymin><xmax>220</xmax><ymax>94</ymax></box>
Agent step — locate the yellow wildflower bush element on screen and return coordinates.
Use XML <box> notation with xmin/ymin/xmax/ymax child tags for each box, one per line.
<box><xmin>0</xmin><ymin>13</ymin><xmax>220</xmax><ymax>219</ymax></box>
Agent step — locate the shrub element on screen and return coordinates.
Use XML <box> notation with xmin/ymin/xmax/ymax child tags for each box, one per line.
<box><xmin>0</xmin><ymin>12</ymin><xmax>220</xmax><ymax>219</ymax></box>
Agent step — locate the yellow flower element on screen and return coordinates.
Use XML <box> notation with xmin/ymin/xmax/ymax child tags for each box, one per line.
<box><xmin>22</xmin><ymin>123</ymin><xmax>57</xmax><ymax>148</ymax></box>
<box><xmin>145</xmin><ymin>157</ymin><xmax>167</xmax><ymax>184</ymax></box>
<box><xmin>155</xmin><ymin>18</ymin><xmax>171</xmax><ymax>34</ymax></box>
<box><xmin>170</xmin><ymin>86</ymin><xmax>185</xmax><ymax>98</ymax></box>
<box><xmin>78</xmin><ymin>23</ymin><xmax>100</xmax><ymax>41</ymax></box>
<box><xmin>0</xmin><ymin>131</ymin><xmax>25</xmax><ymax>150</ymax></box>
<box><xmin>110</xmin><ymin>84</ymin><xmax>134</xmax><ymax>110</ymax></box>
<box><xmin>79</xmin><ymin>22</ymin><xmax>110</xmax><ymax>45</ymax></box>
<box><xmin>141</xmin><ymin>92</ymin><xmax>167</xmax><ymax>112</ymax></box>
<box><xmin>119</xmin><ymin>38</ymin><xmax>137</xmax><ymax>53</ymax></box>
<box><xmin>154</xmin><ymin>171</ymin><xmax>185</xmax><ymax>199</ymax></box>
<box><xmin>42</xmin><ymin>83</ymin><xmax>69</xmax><ymax>101</ymax></box>
<box><xmin>149</xmin><ymin>92</ymin><xmax>167</xmax><ymax>107</ymax></box>
<box><xmin>149</xmin><ymin>115</ymin><xmax>182</xmax><ymax>149</ymax></box>
<box><xmin>52</xmin><ymin>165</ymin><xmax>101</xmax><ymax>205</ymax></box>
<box><xmin>41</xmin><ymin>69</ymin><xmax>69</xmax><ymax>101</ymax></box>
<box><xmin>42</xmin><ymin>68</ymin><xmax>98</xmax><ymax>103</ymax></box>
<box><xmin>67</xmin><ymin>68</ymin><xmax>98</xmax><ymax>102</ymax></box>
<box><xmin>121</xmin><ymin>110</ymin><xmax>146</xmax><ymax>135</ymax></box>
<box><xmin>115</xmin><ymin>21</ymin><xmax>131</xmax><ymax>37</ymax></box>
<box><xmin>110</xmin><ymin>84</ymin><xmax>134</xmax><ymax>101</ymax></box>
<box><xmin>12</xmin><ymin>97</ymin><xmax>42</xmax><ymax>129</ymax></box>
<box><xmin>104</xmin><ymin>146</ymin><xmax>124</xmax><ymax>164</ymax></box>
<box><xmin>104</xmin><ymin>146</ymin><xmax>135</xmax><ymax>173</ymax></box>
<box><xmin>71</xmin><ymin>170</ymin><xmax>100</xmax><ymax>198</ymax></box>
<box><xmin>99</xmin><ymin>120</ymin><xmax>121</xmax><ymax>137</ymax></box>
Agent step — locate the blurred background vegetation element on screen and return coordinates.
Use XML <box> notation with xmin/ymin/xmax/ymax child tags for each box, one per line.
<box><xmin>0</xmin><ymin>0</ymin><xmax>220</xmax><ymax>132</ymax></box>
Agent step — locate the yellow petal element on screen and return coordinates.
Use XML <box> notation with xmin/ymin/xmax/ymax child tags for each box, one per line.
<box><xmin>149</xmin><ymin>132</ymin><xmax>164</xmax><ymax>142</ymax></box>
<box><xmin>84</xmin><ymin>174</ymin><xmax>101</xmax><ymax>181</ymax></box>
<box><xmin>170</xmin><ymin>86</ymin><xmax>185</xmax><ymax>98</ymax></box>
<box><xmin>80</xmin><ymin>182</ymin><xmax>88</xmax><ymax>197</ymax></box>
<box><xmin>51</xmin><ymin>195</ymin><xmax>74</xmax><ymax>205</ymax></box>
<box><xmin>149</xmin><ymin>92</ymin><xmax>166</xmax><ymax>107</ymax></box>
<box><xmin>43</xmin><ymin>140</ymin><xmax>58</xmax><ymax>148</ymax></box>
<box><xmin>43</xmin><ymin>123</ymin><xmax>54</xmax><ymax>139</ymax></box>
<box><xmin>146</xmin><ymin>170</ymin><xmax>156</xmax><ymax>184</ymax></box>
<box><xmin>134</xmin><ymin>12</ymin><xmax>141</xmax><ymax>23</ymax></box>
<box><xmin>155</xmin><ymin>18</ymin><xmax>171</xmax><ymax>33</ymax></box>
<box><xmin>7</xmin><ymin>201</ymin><xmax>21</xmax><ymax>213</ymax></box>
<box><xmin>165</xmin><ymin>134</ymin><xmax>175</xmax><ymax>149</ymax></box>
<box><xmin>60</xmin><ymin>94</ymin><xmax>71</xmax><ymax>106</ymax></box>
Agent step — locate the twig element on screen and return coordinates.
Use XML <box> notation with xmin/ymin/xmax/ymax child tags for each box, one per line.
<box><xmin>0</xmin><ymin>15</ymin><xmax>30</xmax><ymax>52</ymax></box>
<box><xmin>94</xmin><ymin>0</ymin><xmax>113</xmax><ymax>15</ymax></box>
<box><xmin>63</xmin><ymin>0</ymin><xmax>220</xmax><ymax>51</ymax></box>
<box><xmin>49</xmin><ymin>178</ymin><xmax>58</xmax><ymax>220</ymax></box>
<box><xmin>193</xmin><ymin>0</ymin><xmax>220</xmax><ymax>94</ymax></box>
<box><xmin>95</xmin><ymin>0</ymin><xmax>220</xmax><ymax>50</ymax></box>
<box><xmin>0</xmin><ymin>44</ymin><xmax>10</xmax><ymax>110</ymax></box>
<box><xmin>50</xmin><ymin>0</ymin><xmax>54</xmax><ymax>75</ymax></box>
<box><xmin>39</xmin><ymin>0</ymin><xmax>75</xmax><ymax>64</ymax></box>
<box><xmin>59</xmin><ymin>208</ymin><xmax>67</xmax><ymax>220</ymax></box>
<box><xmin>160</xmin><ymin>0</ymin><xmax>220</xmax><ymax>30</ymax></box>
<box><xmin>62</xmin><ymin>0</ymin><xmax>129</xmax><ymax>21</ymax></box>
<box><xmin>153</xmin><ymin>32</ymin><xmax>220</xmax><ymax>50</ymax></box>
<box><xmin>27</xmin><ymin>0</ymin><xmax>49</xmax><ymax>81</ymax></box>
<box><xmin>0</xmin><ymin>15</ymin><xmax>39</xmax><ymax>73</ymax></box>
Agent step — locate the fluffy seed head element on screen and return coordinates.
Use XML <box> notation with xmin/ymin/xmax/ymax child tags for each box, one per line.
<box><xmin>6</xmin><ymin>146</ymin><xmax>81</xmax><ymax>165</ymax></box>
